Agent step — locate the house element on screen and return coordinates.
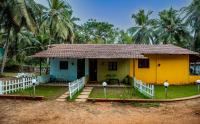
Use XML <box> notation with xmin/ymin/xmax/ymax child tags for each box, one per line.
<box><xmin>32</xmin><ymin>44</ymin><xmax>200</xmax><ymax>85</ymax></box>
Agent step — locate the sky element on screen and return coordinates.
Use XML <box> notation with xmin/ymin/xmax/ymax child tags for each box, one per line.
<box><xmin>36</xmin><ymin>0</ymin><xmax>192</xmax><ymax>30</ymax></box>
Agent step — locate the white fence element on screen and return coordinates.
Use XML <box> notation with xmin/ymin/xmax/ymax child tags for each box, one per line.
<box><xmin>69</xmin><ymin>77</ymin><xmax>86</xmax><ymax>99</ymax></box>
<box><xmin>133</xmin><ymin>78</ymin><xmax>154</xmax><ymax>98</ymax></box>
<box><xmin>0</xmin><ymin>75</ymin><xmax>50</xmax><ymax>95</ymax></box>
<box><xmin>0</xmin><ymin>77</ymin><xmax>38</xmax><ymax>94</ymax></box>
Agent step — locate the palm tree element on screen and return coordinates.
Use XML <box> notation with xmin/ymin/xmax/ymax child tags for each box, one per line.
<box><xmin>118</xmin><ymin>30</ymin><xmax>133</xmax><ymax>44</ymax></box>
<box><xmin>25</xmin><ymin>0</ymin><xmax>47</xmax><ymax>28</ymax></box>
<box><xmin>183</xmin><ymin>0</ymin><xmax>200</xmax><ymax>52</ymax></box>
<box><xmin>156</xmin><ymin>8</ymin><xmax>191</xmax><ymax>48</ymax></box>
<box><xmin>0</xmin><ymin>0</ymin><xmax>38</xmax><ymax>74</ymax></box>
<box><xmin>41</xmin><ymin>0</ymin><xmax>75</xmax><ymax>44</ymax></box>
<box><xmin>128</xmin><ymin>9</ymin><xmax>156</xmax><ymax>44</ymax></box>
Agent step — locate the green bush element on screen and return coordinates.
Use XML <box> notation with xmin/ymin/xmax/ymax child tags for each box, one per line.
<box><xmin>123</xmin><ymin>75</ymin><xmax>133</xmax><ymax>85</ymax></box>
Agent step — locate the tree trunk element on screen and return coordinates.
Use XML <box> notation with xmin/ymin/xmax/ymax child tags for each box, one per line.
<box><xmin>1</xmin><ymin>42</ymin><xmax>9</xmax><ymax>74</ymax></box>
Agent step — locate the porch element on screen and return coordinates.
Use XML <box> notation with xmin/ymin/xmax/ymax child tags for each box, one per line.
<box><xmin>49</xmin><ymin>58</ymin><xmax>134</xmax><ymax>84</ymax></box>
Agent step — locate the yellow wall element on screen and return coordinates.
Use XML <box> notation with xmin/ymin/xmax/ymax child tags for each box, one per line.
<box><xmin>97</xmin><ymin>59</ymin><xmax>130</xmax><ymax>82</ymax></box>
<box><xmin>189</xmin><ymin>75</ymin><xmax>200</xmax><ymax>84</ymax></box>
<box><xmin>135</xmin><ymin>55</ymin><xmax>157</xmax><ymax>83</ymax></box>
<box><xmin>135</xmin><ymin>54</ymin><xmax>200</xmax><ymax>85</ymax></box>
<box><xmin>156</xmin><ymin>55</ymin><xmax>189</xmax><ymax>84</ymax></box>
<box><xmin>94</xmin><ymin>56</ymin><xmax>200</xmax><ymax>84</ymax></box>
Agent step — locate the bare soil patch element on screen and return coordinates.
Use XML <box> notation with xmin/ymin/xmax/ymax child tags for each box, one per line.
<box><xmin>0</xmin><ymin>98</ymin><xmax>200</xmax><ymax>124</ymax></box>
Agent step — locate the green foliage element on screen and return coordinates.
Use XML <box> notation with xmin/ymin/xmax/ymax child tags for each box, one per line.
<box><xmin>128</xmin><ymin>9</ymin><xmax>156</xmax><ymax>44</ymax></box>
<box><xmin>128</xmin><ymin>8</ymin><xmax>192</xmax><ymax>47</ymax></box>
<box><xmin>118</xmin><ymin>30</ymin><xmax>133</xmax><ymax>44</ymax></box>
<box><xmin>156</xmin><ymin>8</ymin><xmax>192</xmax><ymax>48</ymax></box>
<box><xmin>42</xmin><ymin>0</ymin><xmax>76</xmax><ymax>44</ymax></box>
<box><xmin>183</xmin><ymin>0</ymin><xmax>200</xmax><ymax>52</ymax></box>
<box><xmin>123</xmin><ymin>75</ymin><xmax>133</xmax><ymax>85</ymax></box>
<box><xmin>0</xmin><ymin>0</ymin><xmax>200</xmax><ymax>73</ymax></box>
<box><xmin>75</xmin><ymin>19</ymin><xmax>119</xmax><ymax>44</ymax></box>
<box><xmin>0</xmin><ymin>0</ymin><xmax>39</xmax><ymax>73</ymax></box>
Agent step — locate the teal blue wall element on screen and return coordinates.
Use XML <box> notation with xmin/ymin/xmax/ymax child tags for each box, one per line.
<box><xmin>50</xmin><ymin>58</ymin><xmax>77</xmax><ymax>81</ymax></box>
<box><xmin>50</xmin><ymin>58</ymin><xmax>89</xmax><ymax>81</ymax></box>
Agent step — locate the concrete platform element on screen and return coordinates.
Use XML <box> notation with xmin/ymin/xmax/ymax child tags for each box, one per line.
<box><xmin>81</xmin><ymin>92</ymin><xmax>91</xmax><ymax>95</ymax></box>
<box><xmin>75</xmin><ymin>99</ymin><xmax>87</xmax><ymax>102</ymax></box>
<box><xmin>83</xmin><ymin>89</ymin><xmax>92</xmax><ymax>92</ymax></box>
<box><xmin>75</xmin><ymin>87</ymin><xmax>93</xmax><ymax>102</ymax></box>
<box><xmin>77</xmin><ymin>95</ymin><xmax>89</xmax><ymax>99</ymax></box>
<box><xmin>56</xmin><ymin>98</ymin><xmax>66</xmax><ymax>102</ymax></box>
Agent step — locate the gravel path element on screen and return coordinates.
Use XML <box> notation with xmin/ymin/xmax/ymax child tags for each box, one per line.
<box><xmin>0</xmin><ymin>98</ymin><xmax>200</xmax><ymax>124</ymax></box>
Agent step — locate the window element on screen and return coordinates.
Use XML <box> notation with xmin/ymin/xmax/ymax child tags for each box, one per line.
<box><xmin>190</xmin><ymin>62</ymin><xmax>200</xmax><ymax>75</ymax></box>
<box><xmin>138</xmin><ymin>59</ymin><xmax>149</xmax><ymax>68</ymax></box>
<box><xmin>60</xmin><ymin>61</ymin><xmax>68</xmax><ymax>70</ymax></box>
<box><xmin>108</xmin><ymin>62</ymin><xmax>117</xmax><ymax>71</ymax></box>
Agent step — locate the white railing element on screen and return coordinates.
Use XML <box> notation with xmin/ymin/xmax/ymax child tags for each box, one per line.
<box><xmin>69</xmin><ymin>77</ymin><xmax>86</xmax><ymax>99</ymax></box>
<box><xmin>0</xmin><ymin>77</ymin><xmax>38</xmax><ymax>95</ymax></box>
<box><xmin>133</xmin><ymin>78</ymin><xmax>154</xmax><ymax>98</ymax></box>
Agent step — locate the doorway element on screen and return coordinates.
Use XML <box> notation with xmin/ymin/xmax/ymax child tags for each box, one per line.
<box><xmin>77</xmin><ymin>59</ymin><xmax>85</xmax><ymax>79</ymax></box>
<box><xmin>89</xmin><ymin>59</ymin><xmax>97</xmax><ymax>81</ymax></box>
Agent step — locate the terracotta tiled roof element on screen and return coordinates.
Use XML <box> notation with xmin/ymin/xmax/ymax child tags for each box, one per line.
<box><xmin>31</xmin><ymin>44</ymin><xmax>198</xmax><ymax>59</ymax></box>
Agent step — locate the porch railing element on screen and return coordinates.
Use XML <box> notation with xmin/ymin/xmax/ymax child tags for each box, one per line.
<box><xmin>133</xmin><ymin>78</ymin><xmax>155</xmax><ymax>98</ymax></box>
<box><xmin>68</xmin><ymin>77</ymin><xmax>86</xmax><ymax>99</ymax></box>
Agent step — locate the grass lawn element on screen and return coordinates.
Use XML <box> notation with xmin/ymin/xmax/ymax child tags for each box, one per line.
<box><xmin>89</xmin><ymin>87</ymin><xmax>148</xmax><ymax>99</ymax></box>
<box><xmin>155</xmin><ymin>85</ymin><xmax>200</xmax><ymax>99</ymax></box>
<box><xmin>12</xmin><ymin>86</ymin><xmax>67</xmax><ymax>100</ymax></box>
<box><xmin>89</xmin><ymin>85</ymin><xmax>200</xmax><ymax>100</ymax></box>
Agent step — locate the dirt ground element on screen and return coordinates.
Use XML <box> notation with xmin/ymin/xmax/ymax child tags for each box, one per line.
<box><xmin>0</xmin><ymin>98</ymin><xmax>200</xmax><ymax>124</ymax></box>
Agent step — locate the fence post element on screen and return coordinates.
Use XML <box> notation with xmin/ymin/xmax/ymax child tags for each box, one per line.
<box><xmin>82</xmin><ymin>77</ymin><xmax>85</xmax><ymax>86</ymax></box>
<box><xmin>78</xmin><ymin>80</ymin><xmax>80</xmax><ymax>91</ymax></box>
<box><xmin>5</xmin><ymin>81</ymin><xmax>7</xmax><ymax>94</ymax></box>
<box><xmin>69</xmin><ymin>83</ymin><xmax>72</xmax><ymax>99</ymax></box>
<box><xmin>8</xmin><ymin>81</ymin><xmax>11</xmax><ymax>94</ymax></box>
<box><xmin>22</xmin><ymin>78</ymin><xmax>25</xmax><ymax>89</ymax></box>
<box><xmin>0</xmin><ymin>81</ymin><xmax>3</xmax><ymax>95</ymax></box>
<box><xmin>152</xmin><ymin>85</ymin><xmax>155</xmax><ymax>98</ymax></box>
<box><xmin>17</xmin><ymin>79</ymin><xmax>20</xmax><ymax>91</ymax></box>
